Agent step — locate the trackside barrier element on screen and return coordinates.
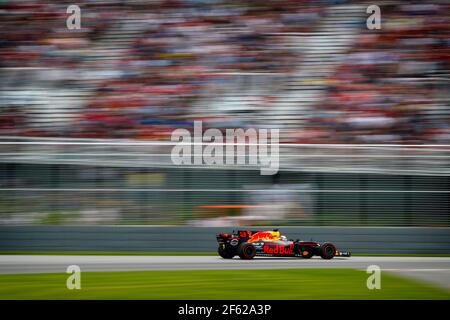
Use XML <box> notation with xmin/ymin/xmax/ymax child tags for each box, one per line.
<box><xmin>0</xmin><ymin>226</ymin><xmax>449</xmax><ymax>254</ymax></box>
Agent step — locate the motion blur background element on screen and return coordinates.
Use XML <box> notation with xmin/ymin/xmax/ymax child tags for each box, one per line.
<box><xmin>0</xmin><ymin>0</ymin><xmax>449</xmax><ymax>231</ymax></box>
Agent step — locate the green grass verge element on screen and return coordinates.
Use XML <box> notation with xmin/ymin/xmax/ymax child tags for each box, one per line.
<box><xmin>1</xmin><ymin>251</ymin><xmax>450</xmax><ymax>257</ymax></box>
<box><xmin>0</xmin><ymin>269</ymin><xmax>448</xmax><ymax>300</ymax></box>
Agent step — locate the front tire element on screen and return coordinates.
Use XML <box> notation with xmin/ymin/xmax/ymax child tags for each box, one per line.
<box><xmin>238</xmin><ymin>243</ymin><xmax>256</xmax><ymax>260</ymax></box>
<box><xmin>320</xmin><ymin>242</ymin><xmax>336</xmax><ymax>259</ymax></box>
<box><xmin>218</xmin><ymin>246</ymin><xmax>235</xmax><ymax>259</ymax></box>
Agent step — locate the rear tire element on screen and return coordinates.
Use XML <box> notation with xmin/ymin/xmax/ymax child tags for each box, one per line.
<box><xmin>218</xmin><ymin>246</ymin><xmax>235</xmax><ymax>259</ymax></box>
<box><xmin>320</xmin><ymin>242</ymin><xmax>336</xmax><ymax>259</ymax></box>
<box><xmin>238</xmin><ymin>243</ymin><xmax>256</xmax><ymax>260</ymax></box>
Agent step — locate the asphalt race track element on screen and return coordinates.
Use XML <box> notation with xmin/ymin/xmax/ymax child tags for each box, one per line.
<box><xmin>1</xmin><ymin>255</ymin><xmax>449</xmax><ymax>289</ymax></box>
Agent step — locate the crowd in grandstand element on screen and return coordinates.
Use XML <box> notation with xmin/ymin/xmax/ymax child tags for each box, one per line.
<box><xmin>0</xmin><ymin>0</ymin><xmax>449</xmax><ymax>144</ymax></box>
<box><xmin>311</xmin><ymin>3</ymin><xmax>450</xmax><ymax>144</ymax></box>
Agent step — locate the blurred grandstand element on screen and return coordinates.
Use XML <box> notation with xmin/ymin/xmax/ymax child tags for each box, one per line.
<box><xmin>0</xmin><ymin>0</ymin><xmax>449</xmax><ymax>227</ymax></box>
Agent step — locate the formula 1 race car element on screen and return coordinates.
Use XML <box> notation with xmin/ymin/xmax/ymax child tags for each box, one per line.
<box><xmin>216</xmin><ymin>229</ymin><xmax>351</xmax><ymax>260</ymax></box>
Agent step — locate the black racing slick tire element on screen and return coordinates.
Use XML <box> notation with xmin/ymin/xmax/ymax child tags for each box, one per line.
<box><xmin>218</xmin><ymin>246</ymin><xmax>235</xmax><ymax>259</ymax></box>
<box><xmin>238</xmin><ymin>243</ymin><xmax>256</xmax><ymax>260</ymax></box>
<box><xmin>320</xmin><ymin>242</ymin><xmax>336</xmax><ymax>260</ymax></box>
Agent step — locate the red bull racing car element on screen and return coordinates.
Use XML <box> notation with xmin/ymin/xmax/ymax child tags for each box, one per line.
<box><xmin>216</xmin><ymin>229</ymin><xmax>351</xmax><ymax>260</ymax></box>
